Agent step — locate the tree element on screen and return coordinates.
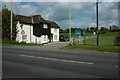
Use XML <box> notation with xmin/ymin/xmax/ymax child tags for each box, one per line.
<box><xmin>100</xmin><ymin>27</ymin><xmax>109</xmax><ymax>34</ymax></box>
<box><xmin>87</xmin><ymin>27</ymin><xmax>90</xmax><ymax>32</ymax></box>
<box><xmin>2</xmin><ymin>8</ymin><xmax>17</xmax><ymax>40</ymax></box>
<box><xmin>100</xmin><ymin>27</ymin><xmax>109</xmax><ymax>31</ymax></box>
<box><xmin>90</xmin><ymin>27</ymin><xmax>97</xmax><ymax>32</ymax></box>
<box><xmin>59</xmin><ymin>29</ymin><xmax>66</xmax><ymax>33</ymax></box>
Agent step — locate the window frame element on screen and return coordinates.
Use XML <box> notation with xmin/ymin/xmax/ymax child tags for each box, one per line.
<box><xmin>43</xmin><ymin>24</ymin><xmax>48</xmax><ymax>29</ymax></box>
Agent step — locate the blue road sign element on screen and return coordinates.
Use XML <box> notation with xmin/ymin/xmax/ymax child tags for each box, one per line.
<box><xmin>75</xmin><ymin>30</ymin><xmax>86</xmax><ymax>35</ymax></box>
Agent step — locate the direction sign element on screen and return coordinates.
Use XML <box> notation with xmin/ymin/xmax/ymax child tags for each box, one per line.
<box><xmin>75</xmin><ymin>30</ymin><xmax>81</xmax><ymax>35</ymax></box>
<box><xmin>75</xmin><ymin>30</ymin><xmax>86</xmax><ymax>35</ymax></box>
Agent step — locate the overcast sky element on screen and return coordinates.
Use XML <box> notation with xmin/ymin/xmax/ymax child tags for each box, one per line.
<box><xmin>1</xmin><ymin>1</ymin><xmax>119</xmax><ymax>29</ymax></box>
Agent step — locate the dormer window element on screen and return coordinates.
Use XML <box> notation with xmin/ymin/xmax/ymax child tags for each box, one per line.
<box><xmin>43</xmin><ymin>24</ymin><xmax>48</xmax><ymax>29</ymax></box>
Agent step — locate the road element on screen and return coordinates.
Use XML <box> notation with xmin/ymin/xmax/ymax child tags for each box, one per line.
<box><xmin>2</xmin><ymin>42</ymin><xmax>118</xmax><ymax>78</ymax></box>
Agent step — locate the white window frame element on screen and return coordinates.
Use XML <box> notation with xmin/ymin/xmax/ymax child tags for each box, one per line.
<box><xmin>44</xmin><ymin>35</ymin><xmax>47</xmax><ymax>41</ymax></box>
<box><xmin>54</xmin><ymin>28</ymin><xmax>58</xmax><ymax>33</ymax></box>
<box><xmin>54</xmin><ymin>35</ymin><xmax>57</xmax><ymax>40</ymax></box>
<box><xmin>43</xmin><ymin>24</ymin><xmax>48</xmax><ymax>29</ymax></box>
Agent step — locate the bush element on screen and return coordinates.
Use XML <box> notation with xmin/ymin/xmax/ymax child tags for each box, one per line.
<box><xmin>19</xmin><ymin>41</ymin><xmax>27</xmax><ymax>44</ymax></box>
<box><xmin>115</xmin><ymin>36</ymin><xmax>120</xmax><ymax>46</ymax></box>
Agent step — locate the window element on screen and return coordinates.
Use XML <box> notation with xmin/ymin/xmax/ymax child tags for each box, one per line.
<box><xmin>44</xmin><ymin>35</ymin><xmax>47</xmax><ymax>41</ymax></box>
<box><xmin>43</xmin><ymin>24</ymin><xmax>48</xmax><ymax>29</ymax></box>
<box><xmin>22</xmin><ymin>35</ymin><xmax>27</xmax><ymax>40</ymax></box>
<box><xmin>54</xmin><ymin>35</ymin><xmax>57</xmax><ymax>40</ymax></box>
<box><xmin>54</xmin><ymin>28</ymin><xmax>58</xmax><ymax>33</ymax></box>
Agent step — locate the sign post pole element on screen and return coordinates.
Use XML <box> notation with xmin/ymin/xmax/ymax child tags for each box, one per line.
<box><xmin>96</xmin><ymin>0</ymin><xmax>99</xmax><ymax>46</ymax></box>
<box><xmin>10</xmin><ymin>0</ymin><xmax>13</xmax><ymax>41</ymax></box>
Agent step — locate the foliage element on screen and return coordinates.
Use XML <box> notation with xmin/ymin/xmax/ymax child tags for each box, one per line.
<box><xmin>2</xmin><ymin>8</ymin><xmax>17</xmax><ymax>40</ymax></box>
<box><xmin>2</xmin><ymin>38</ymin><xmax>43</xmax><ymax>46</ymax></box>
<box><xmin>90</xmin><ymin>27</ymin><xmax>97</xmax><ymax>32</ymax></box>
<box><xmin>100</xmin><ymin>27</ymin><xmax>109</xmax><ymax>34</ymax></box>
<box><xmin>59</xmin><ymin>29</ymin><xmax>66</xmax><ymax>33</ymax></box>
<box><xmin>60</xmin><ymin>28</ymin><xmax>83</xmax><ymax>33</ymax></box>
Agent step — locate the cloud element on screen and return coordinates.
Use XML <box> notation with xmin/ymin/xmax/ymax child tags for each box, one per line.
<box><xmin>98</xmin><ymin>2</ymin><xmax>118</xmax><ymax>27</ymax></box>
<box><xmin>18</xmin><ymin>4</ymin><xmax>38</xmax><ymax>16</ymax></box>
<box><xmin>1</xmin><ymin>2</ymin><xmax>118</xmax><ymax>29</ymax></box>
<box><xmin>41</xmin><ymin>2</ymin><xmax>93</xmax><ymax>21</ymax></box>
<box><xmin>1</xmin><ymin>0</ymin><xmax>119</xmax><ymax>2</ymax></box>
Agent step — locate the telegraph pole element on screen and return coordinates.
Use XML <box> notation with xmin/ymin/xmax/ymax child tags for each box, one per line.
<box><xmin>10</xmin><ymin>0</ymin><xmax>13</xmax><ymax>41</ymax></box>
<box><xmin>69</xmin><ymin>2</ymin><xmax>72</xmax><ymax>40</ymax></box>
<box><xmin>96</xmin><ymin>0</ymin><xmax>99</xmax><ymax>46</ymax></box>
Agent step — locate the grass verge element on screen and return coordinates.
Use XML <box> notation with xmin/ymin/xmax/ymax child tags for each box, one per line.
<box><xmin>65</xmin><ymin>45</ymin><xmax>119</xmax><ymax>53</ymax></box>
<box><xmin>1</xmin><ymin>38</ymin><xmax>43</xmax><ymax>46</ymax></box>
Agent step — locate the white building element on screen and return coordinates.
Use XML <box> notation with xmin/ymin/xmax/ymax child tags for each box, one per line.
<box><xmin>15</xmin><ymin>15</ymin><xmax>60</xmax><ymax>44</ymax></box>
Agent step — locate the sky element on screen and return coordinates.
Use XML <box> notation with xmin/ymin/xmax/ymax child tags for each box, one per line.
<box><xmin>1</xmin><ymin>1</ymin><xmax>119</xmax><ymax>29</ymax></box>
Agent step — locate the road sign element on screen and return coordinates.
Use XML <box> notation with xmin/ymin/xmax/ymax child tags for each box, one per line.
<box><xmin>75</xmin><ymin>30</ymin><xmax>86</xmax><ymax>35</ymax></box>
<box><xmin>21</xmin><ymin>30</ymin><xmax>25</xmax><ymax>34</ymax></box>
<box><xmin>75</xmin><ymin>30</ymin><xmax>81</xmax><ymax>35</ymax></box>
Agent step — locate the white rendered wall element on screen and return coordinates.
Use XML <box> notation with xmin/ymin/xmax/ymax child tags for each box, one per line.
<box><xmin>16</xmin><ymin>21</ymin><xmax>32</xmax><ymax>43</ymax></box>
<box><xmin>16</xmin><ymin>21</ymin><xmax>49</xmax><ymax>44</ymax></box>
<box><xmin>51</xmin><ymin>28</ymin><xmax>59</xmax><ymax>42</ymax></box>
<box><xmin>35</xmin><ymin>35</ymin><xmax>49</xmax><ymax>44</ymax></box>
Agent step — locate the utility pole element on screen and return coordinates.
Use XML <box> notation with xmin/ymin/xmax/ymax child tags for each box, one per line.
<box><xmin>10</xmin><ymin>0</ymin><xmax>13</xmax><ymax>41</ymax></box>
<box><xmin>69</xmin><ymin>2</ymin><xmax>72</xmax><ymax>40</ymax></box>
<box><xmin>96</xmin><ymin>0</ymin><xmax>99</xmax><ymax>46</ymax></box>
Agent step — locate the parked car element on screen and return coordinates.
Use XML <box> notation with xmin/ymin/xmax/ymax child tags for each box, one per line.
<box><xmin>59</xmin><ymin>35</ymin><xmax>70</xmax><ymax>42</ymax></box>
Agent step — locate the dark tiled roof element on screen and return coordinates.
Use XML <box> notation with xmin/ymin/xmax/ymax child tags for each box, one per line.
<box><xmin>46</xmin><ymin>21</ymin><xmax>60</xmax><ymax>28</ymax></box>
<box><xmin>15</xmin><ymin>15</ymin><xmax>48</xmax><ymax>24</ymax></box>
<box><xmin>15</xmin><ymin>15</ymin><xmax>32</xmax><ymax>24</ymax></box>
<box><xmin>15</xmin><ymin>15</ymin><xmax>60</xmax><ymax>28</ymax></box>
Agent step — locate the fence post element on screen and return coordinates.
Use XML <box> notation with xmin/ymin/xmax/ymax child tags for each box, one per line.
<box><xmin>83</xmin><ymin>37</ymin><xmax>86</xmax><ymax>45</ymax></box>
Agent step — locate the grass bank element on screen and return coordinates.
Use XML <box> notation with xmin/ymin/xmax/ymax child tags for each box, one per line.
<box><xmin>65</xmin><ymin>45</ymin><xmax>119</xmax><ymax>53</ymax></box>
<box><xmin>1</xmin><ymin>38</ymin><xmax>43</xmax><ymax>46</ymax></box>
<box><xmin>60</xmin><ymin>32</ymin><xmax>119</xmax><ymax>46</ymax></box>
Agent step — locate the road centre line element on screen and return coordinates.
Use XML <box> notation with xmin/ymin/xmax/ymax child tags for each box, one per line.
<box><xmin>20</xmin><ymin>54</ymin><xmax>94</xmax><ymax>65</ymax></box>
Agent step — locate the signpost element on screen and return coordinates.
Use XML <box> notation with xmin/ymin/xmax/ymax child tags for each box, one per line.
<box><xmin>75</xmin><ymin>30</ymin><xmax>86</xmax><ymax>36</ymax></box>
<box><xmin>10</xmin><ymin>0</ymin><xmax>13</xmax><ymax>41</ymax></box>
<box><xmin>21</xmin><ymin>30</ymin><xmax>25</xmax><ymax>35</ymax></box>
<box><xmin>96</xmin><ymin>0</ymin><xmax>99</xmax><ymax>46</ymax></box>
<box><xmin>21</xmin><ymin>30</ymin><xmax>25</xmax><ymax>42</ymax></box>
<box><xmin>75</xmin><ymin>30</ymin><xmax>86</xmax><ymax>45</ymax></box>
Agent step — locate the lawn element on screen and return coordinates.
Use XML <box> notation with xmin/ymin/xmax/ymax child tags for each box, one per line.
<box><xmin>65</xmin><ymin>45</ymin><xmax>119</xmax><ymax>53</ymax></box>
<box><xmin>1</xmin><ymin>38</ymin><xmax>43</xmax><ymax>46</ymax></box>
<box><xmin>85</xmin><ymin>32</ymin><xmax>119</xmax><ymax>45</ymax></box>
<box><xmin>60</xmin><ymin>32</ymin><xmax>119</xmax><ymax>46</ymax></box>
<box><xmin>62</xmin><ymin>32</ymin><xmax>119</xmax><ymax>52</ymax></box>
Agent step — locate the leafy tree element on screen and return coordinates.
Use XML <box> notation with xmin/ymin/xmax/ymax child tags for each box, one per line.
<box><xmin>2</xmin><ymin>8</ymin><xmax>17</xmax><ymax>40</ymax></box>
<box><xmin>100</xmin><ymin>27</ymin><xmax>109</xmax><ymax>31</ymax></box>
<box><xmin>87</xmin><ymin>27</ymin><xmax>90</xmax><ymax>32</ymax></box>
<box><xmin>59</xmin><ymin>29</ymin><xmax>67</xmax><ymax>33</ymax></box>
<box><xmin>90</xmin><ymin>27</ymin><xmax>97</xmax><ymax>32</ymax></box>
<box><xmin>100</xmin><ymin>27</ymin><xmax>109</xmax><ymax>34</ymax></box>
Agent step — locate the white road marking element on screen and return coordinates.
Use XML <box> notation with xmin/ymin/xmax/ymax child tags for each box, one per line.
<box><xmin>20</xmin><ymin>54</ymin><xmax>27</xmax><ymax>57</ymax></box>
<box><xmin>36</xmin><ymin>56</ymin><xmax>60</xmax><ymax>61</ymax></box>
<box><xmin>20</xmin><ymin>54</ymin><xmax>94</xmax><ymax>65</ymax></box>
<box><xmin>27</xmin><ymin>55</ymin><xmax>35</xmax><ymax>58</ymax></box>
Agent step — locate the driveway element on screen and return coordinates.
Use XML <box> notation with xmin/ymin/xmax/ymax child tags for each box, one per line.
<box><xmin>4</xmin><ymin>41</ymin><xmax>70</xmax><ymax>52</ymax></box>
